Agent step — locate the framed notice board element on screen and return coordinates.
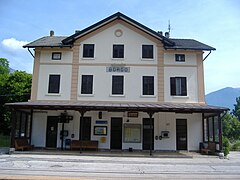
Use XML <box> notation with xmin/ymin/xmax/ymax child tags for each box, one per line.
<box><xmin>123</xmin><ymin>124</ymin><xmax>141</xmax><ymax>143</ymax></box>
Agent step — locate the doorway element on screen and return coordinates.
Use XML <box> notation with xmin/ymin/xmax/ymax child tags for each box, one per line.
<box><xmin>79</xmin><ymin>117</ymin><xmax>91</xmax><ymax>140</ymax></box>
<box><xmin>111</xmin><ymin>118</ymin><xmax>122</xmax><ymax>149</ymax></box>
<box><xmin>143</xmin><ymin>118</ymin><xmax>154</xmax><ymax>150</ymax></box>
<box><xmin>176</xmin><ymin>119</ymin><xmax>188</xmax><ymax>150</ymax></box>
<box><xmin>46</xmin><ymin>116</ymin><xmax>59</xmax><ymax>148</ymax></box>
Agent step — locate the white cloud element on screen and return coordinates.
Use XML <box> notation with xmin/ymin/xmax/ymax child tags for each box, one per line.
<box><xmin>2</xmin><ymin>38</ymin><xmax>29</xmax><ymax>50</ymax></box>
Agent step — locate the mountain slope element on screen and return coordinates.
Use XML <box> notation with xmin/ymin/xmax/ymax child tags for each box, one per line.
<box><xmin>206</xmin><ymin>87</ymin><xmax>240</xmax><ymax>111</ymax></box>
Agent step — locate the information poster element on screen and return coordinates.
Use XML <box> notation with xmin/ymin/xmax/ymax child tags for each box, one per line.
<box><xmin>124</xmin><ymin>124</ymin><xmax>141</xmax><ymax>143</ymax></box>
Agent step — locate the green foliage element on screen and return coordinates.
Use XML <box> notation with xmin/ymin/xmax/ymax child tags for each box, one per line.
<box><xmin>0</xmin><ymin>58</ymin><xmax>9</xmax><ymax>74</ymax></box>
<box><xmin>231</xmin><ymin>140</ymin><xmax>240</xmax><ymax>151</ymax></box>
<box><xmin>0</xmin><ymin>58</ymin><xmax>32</xmax><ymax>134</ymax></box>
<box><xmin>0</xmin><ymin>134</ymin><xmax>10</xmax><ymax>147</ymax></box>
<box><xmin>222</xmin><ymin>113</ymin><xmax>240</xmax><ymax>141</ymax></box>
<box><xmin>222</xmin><ymin>136</ymin><xmax>230</xmax><ymax>156</ymax></box>
<box><xmin>233</xmin><ymin>97</ymin><xmax>240</xmax><ymax>120</ymax></box>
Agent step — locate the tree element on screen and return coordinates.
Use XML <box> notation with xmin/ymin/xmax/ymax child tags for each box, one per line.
<box><xmin>222</xmin><ymin>112</ymin><xmax>240</xmax><ymax>142</ymax></box>
<box><xmin>232</xmin><ymin>97</ymin><xmax>240</xmax><ymax>120</ymax></box>
<box><xmin>0</xmin><ymin>58</ymin><xmax>32</xmax><ymax>134</ymax></box>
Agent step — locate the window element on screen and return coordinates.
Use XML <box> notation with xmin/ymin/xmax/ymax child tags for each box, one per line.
<box><xmin>142</xmin><ymin>45</ymin><xmax>153</xmax><ymax>59</ymax></box>
<box><xmin>208</xmin><ymin>117</ymin><xmax>214</xmax><ymax>142</ymax></box>
<box><xmin>48</xmin><ymin>75</ymin><xmax>60</xmax><ymax>93</ymax></box>
<box><xmin>15</xmin><ymin>112</ymin><xmax>31</xmax><ymax>138</ymax></box>
<box><xmin>81</xmin><ymin>75</ymin><xmax>93</xmax><ymax>94</ymax></box>
<box><xmin>170</xmin><ymin>77</ymin><xmax>187</xmax><ymax>96</ymax></box>
<box><xmin>52</xmin><ymin>52</ymin><xmax>62</xmax><ymax>60</ymax></box>
<box><xmin>142</xmin><ymin>76</ymin><xmax>154</xmax><ymax>95</ymax></box>
<box><xmin>83</xmin><ymin>44</ymin><xmax>94</xmax><ymax>58</ymax></box>
<box><xmin>175</xmin><ymin>54</ymin><xmax>185</xmax><ymax>62</ymax></box>
<box><xmin>112</xmin><ymin>75</ymin><xmax>124</xmax><ymax>95</ymax></box>
<box><xmin>204</xmin><ymin>115</ymin><xmax>220</xmax><ymax>142</ymax></box>
<box><xmin>113</xmin><ymin>45</ymin><xmax>124</xmax><ymax>58</ymax></box>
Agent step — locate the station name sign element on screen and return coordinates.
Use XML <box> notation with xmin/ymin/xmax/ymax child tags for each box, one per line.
<box><xmin>106</xmin><ymin>66</ymin><xmax>130</xmax><ymax>73</ymax></box>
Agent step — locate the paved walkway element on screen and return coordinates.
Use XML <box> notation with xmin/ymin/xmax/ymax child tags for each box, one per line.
<box><xmin>0</xmin><ymin>151</ymin><xmax>240</xmax><ymax>179</ymax></box>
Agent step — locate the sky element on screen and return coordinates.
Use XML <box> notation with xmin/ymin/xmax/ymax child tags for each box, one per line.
<box><xmin>0</xmin><ymin>0</ymin><xmax>239</xmax><ymax>94</ymax></box>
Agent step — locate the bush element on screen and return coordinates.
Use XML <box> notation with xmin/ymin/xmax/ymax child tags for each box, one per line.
<box><xmin>231</xmin><ymin>140</ymin><xmax>240</xmax><ymax>151</ymax></box>
<box><xmin>223</xmin><ymin>136</ymin><xmax>231</xmax><ymax>156</ymax></box>
<box><xmin>0</xmin><ymin>134</ymin><xmax>10</xmax><ymax>147</ymax></box>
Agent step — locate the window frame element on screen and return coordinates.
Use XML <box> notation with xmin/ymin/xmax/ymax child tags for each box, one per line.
<box><xmin>52</xmin><ymin>52</ymin><xmax>62</xmax><ymax>60</ymax></box>
<box><xmin>175</xmin><ymin>54</ymin><xmax>185</xmax><ymax>62</ymax></box>
<box><xmin>142</xmin><ymin>76</ymin><xmax>154</xmax><ymax>96</ymax></box>
<box><xmin>112</xmin><ymin>44</ymin><xmax>124</xmax><ymax>59</ymax></box>
<box><xmin>48</xmin><ymin>74</ymin><xmax>61</xmax><ymax>94</ymax></box>
<box><xmin>111</xmin><ymin>75</ymin><xmax>124</xmax><ymax>96</ymax></box>
<box><xmin>82</xmin><ymin>44</ymin><xmax>95</xmax><ymax>58</ymax></box>
<box><xmin>80</xmin><ymin>75</ymin><xmax>94</xmax><ymax>95</ymax></box>
<box><xmin>142</xmin><ymin>45</ymin><xmax>154</xmax><ymax>59</ymax></box>
<box><xmin>170</xmin><ymin>77</ymin><xmax>187</xmax><ymax>96</ymax></box>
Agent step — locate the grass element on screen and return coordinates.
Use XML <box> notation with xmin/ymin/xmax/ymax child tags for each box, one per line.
<box><xmin>0</xmin><ymin>134</ymin><xmax>10</xmax><ymax>147</ymax></box>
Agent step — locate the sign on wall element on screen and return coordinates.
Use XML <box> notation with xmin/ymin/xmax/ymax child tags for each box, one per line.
<box><xmin>106</xmin><ymin>66</ymin><xmax>130</xmax><ymax>73</ymax></box>
<box><xmin>124</xmin><ymin>124</ymin><xmax>141</xmax><ymax>143</ymax></box>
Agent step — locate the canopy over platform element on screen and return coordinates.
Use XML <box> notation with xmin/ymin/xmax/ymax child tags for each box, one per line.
<box><xmin>6</xmin><ymin>101</ymin><xmax>228</xmax><ymax>114</ymax></box>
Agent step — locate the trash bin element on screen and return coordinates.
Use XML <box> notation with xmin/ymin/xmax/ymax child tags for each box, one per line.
<box><xmin>65</xmin><ymin>139</ymin><xmax>71</xmax><ymax>150</ymax></box>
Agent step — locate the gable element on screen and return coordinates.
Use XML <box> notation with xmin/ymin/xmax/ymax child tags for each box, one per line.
<box><xmin>74</xmin><ymin>19</ymin><xmax>163</xmax><ymax>46</ymax></box>
<box><xmin>63</xmin><ymin>12</ymin><xmax>172</xmax><ymax>46</ymax></box>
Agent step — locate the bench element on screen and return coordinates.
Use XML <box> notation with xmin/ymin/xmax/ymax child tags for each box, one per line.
<box><xmin>200</xmin><ymin>142</ymin><xmax>216</xmax><ymax>155</ymax></box>
<box><xmin>70</xmin><ymin>140</ymin><xmax>98</xmax><ymax>151</ymax></box>
<box><xmin>15</xmin><ymin>138</ymin><xmax>34</xmax><ymax>151</ymax></box>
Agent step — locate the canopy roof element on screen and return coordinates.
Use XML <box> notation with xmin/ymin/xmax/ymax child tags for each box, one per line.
<box><xmin>6</xmin><ymin>101</ymin><xmax>228</xmax><ymax>114</ymax></box>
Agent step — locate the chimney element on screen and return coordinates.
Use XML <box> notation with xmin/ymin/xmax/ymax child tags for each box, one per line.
<box><xmin>165</xmin><ymin>32</ymin><xmax>170</xmax><ymax>38</ymax></box>
<box><xmin>50</xmin><ymin>30</ymin><xmax>54</xmax><ymax>36</ymax></box>
<box><xmin>157</xmin><ymin>31</ymin><xmax>163</xmax><ymax>36</ymax></box>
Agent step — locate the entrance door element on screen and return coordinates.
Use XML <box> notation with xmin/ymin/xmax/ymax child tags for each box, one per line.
<box><xmin>111</xmin><ymin>118</ymin><xmax>122</xmax><ymax>149</ymax></box>
<box><xmin>80</xmin><ymin>117</ymin><xmax>91</xmax><ymax>140</ymax></box>
<box><xmin>143</xmin><ymin>118</ymin><xmax>154</xmax><ymax>150</ymax></box>
<box><xmin>46</xmin><ymin>116</ymin><xmax>59</xmax><ymax>148</ymax></box>
<box><xmin>176</xmin><ymin>119</ymin><xmax>188</xmax><ymax>150</ymax></box>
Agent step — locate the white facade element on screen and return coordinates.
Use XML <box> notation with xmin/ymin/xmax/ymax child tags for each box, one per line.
<box><xmin>26</xmin><ymin>16</ymin><xmax>209</xmax><ymax>152</ymax></box>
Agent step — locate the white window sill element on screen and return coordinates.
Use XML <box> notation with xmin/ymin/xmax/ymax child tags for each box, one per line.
<box><xmin>46</xmin><ymin>93</ymin><xmax>61</xmax><ymax>96</ymax></box>
<box><xmin>141</xmin><ymin>58</ymin><xmax>154</xmax><ymax>61</ymax></box>
<box><xmin>110</xmin><ymin>94</ymin><xmax>125</xmax><ymax>97</ymax></box>
<box><xmin>140</xmin><ymin>95</ymin><xmax>156</xmax><ymax>98</ymax></box>
<box><xmin>171</xmin><ymin>96</ymin><xmax>189</xmax><ymax>99</ymax></box>
<box><xmin>79</xmin><ymin>94</ymin><xmax>94</xmax><ymax>97</ymax></box>
<box><xmin>112</xmin><ymin>58</ymin><xmax>125</xmax><ymax>61</ymax></box>
<box><xmin>81</xmin><ymin>57</ymin><xmax>95</xmax><ymax>60</ymax></box>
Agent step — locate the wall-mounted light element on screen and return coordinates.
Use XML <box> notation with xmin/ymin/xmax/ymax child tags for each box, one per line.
<box><xmin>98</xmin><ymin>111</ymin><xmax>102</xmax><ymax>119</ymax></box>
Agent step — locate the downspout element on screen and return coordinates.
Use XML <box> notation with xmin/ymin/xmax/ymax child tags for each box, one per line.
<box><xmin>203</xmin><ymin>50</ymin><xmax>212</xmax><ymax>61</ymax></box>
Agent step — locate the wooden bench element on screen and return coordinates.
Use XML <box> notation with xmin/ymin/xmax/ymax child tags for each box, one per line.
<box><xmin>70</xmin><ymin>140</ymin><xmax>98</xmax><ymax>151</ymax></box>
<box><xmin>200</xmin><ymin>142</ymin><xmax>216</xmax><ymax>155</ymax></box>
<box><xmin>15</xmin><ymin>138</ymin><xmax>34</xmax><ymax>151</ymax></box>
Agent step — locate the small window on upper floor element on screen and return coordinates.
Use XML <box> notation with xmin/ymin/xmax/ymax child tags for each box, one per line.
<box><xmin>52</xmin><ymin>52</ymin><xmax>62</xmax><ymax>60</ymax></box>
<box><xmin>175</xmin><ymin>54</ymin><xmax>185</xmax><ymax>62</ymax></box>
<box><xmin>142</xmin><ymin>45</ymin><xmax>153</xmax><ymax>59</ymax></box>
<box><xmin>113</xmin><ymin>45</ymin><xmax>124</xmax><ymax>59</ymax></box>
<box><xmin>83</xmin><ymin>44</ymin><xmax>95</xmax><ymax>58</ymax></box>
